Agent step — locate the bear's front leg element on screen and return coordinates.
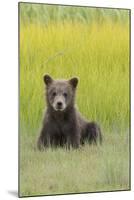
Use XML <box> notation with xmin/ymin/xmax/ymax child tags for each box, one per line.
<box><xmin>66</xmin><ymin>130</ymin><xmax>80</xmax><ymax>149</ymax></box>
<box><xmin>37</xmin><ymin>125</ymin><xmax>51</xmax><ymax>150</ymax></box>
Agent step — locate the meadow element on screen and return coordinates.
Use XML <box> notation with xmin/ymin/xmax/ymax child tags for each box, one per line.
<box><xmin>19</xmin><ymin>3</ymin><xmax>130</xmax><ymax>197</ymax></box>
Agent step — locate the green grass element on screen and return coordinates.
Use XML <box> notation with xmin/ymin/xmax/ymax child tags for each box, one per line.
<box><xmin>20</xmin><ymin>21</ymin><xmax>129</xmax><ymax>133</ymax></box>
<box><xmin>19</xmin><ymin>3</ymin><xmax>130</xmax><ymax>197</ymax></box>
<box><xmin>20</xmin><ymin>3</ymin><xmax>129</xmax><ymax>25</ymax></box>
<box><xmin>20</xmin><ymin>132</ymin><xmax>129</xmax><ymax>197</ymax></box>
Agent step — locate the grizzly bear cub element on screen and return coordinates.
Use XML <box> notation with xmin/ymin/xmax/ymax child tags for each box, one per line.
<box><xmin>37</xmin><ymin>75</ymin><xmax>102</xmax><ymax>150</ymax></box>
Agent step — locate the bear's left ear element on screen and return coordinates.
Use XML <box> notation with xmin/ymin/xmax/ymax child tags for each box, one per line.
<box><xmin>69</xmin><ymin>77</ymin><xmax>79</xmax><ymax>89</ymax></box>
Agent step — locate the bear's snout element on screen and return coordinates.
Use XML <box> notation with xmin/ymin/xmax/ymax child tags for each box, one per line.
<box><xmin>53</xmin><ymin>96</ymin><xmax>66</xmax><ymax>111</ymax></box>
<box><xmin>57</xmin><ymin>101</ymin><xmax>63</xmax><ymax>108</ymax></box>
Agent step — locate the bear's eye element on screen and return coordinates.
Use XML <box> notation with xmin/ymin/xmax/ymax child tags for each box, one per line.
<box><xmin>52</xmin><ymin>92</ymin><xmax>56</xmax><ymax>97</ymax></box>
<box><xmin>63</xmin><ymin>92</ymin><xmax>67</xmax><ymax>97</ymax></box>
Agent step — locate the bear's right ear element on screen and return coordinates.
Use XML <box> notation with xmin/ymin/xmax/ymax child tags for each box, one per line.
<box><xmin>43</xmin><ymin>74</ymin><xmax>53</xmax><ymax>86</ymax></box>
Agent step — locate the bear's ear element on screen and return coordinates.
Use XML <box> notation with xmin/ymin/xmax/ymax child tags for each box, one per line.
<box><xmin>43</xmin><ymin>74</ymin><xmax>53</xmax><ymax>86</ymax></box>
<box><xmin>69</xmin><ymin>77</ymin><xmax>79</xmax><ymax>89</ymax></box>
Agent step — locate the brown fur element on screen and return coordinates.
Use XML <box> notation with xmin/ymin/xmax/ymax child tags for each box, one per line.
<box><xmin>37</xmin><ymin>75</ymin><xmax>102</xmax><ymax>150</ymax></box>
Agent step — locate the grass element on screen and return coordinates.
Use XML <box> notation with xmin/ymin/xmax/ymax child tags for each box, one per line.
<box><xmin>19</xmin><ymin>3</ymin><xmax>130</xmax><ymax>197</ymax></box>
<box><xmin>20</xmin><ymin>132</ymin><xmax>129</xmax><ymax>197</ymax></box>
<box><xmin>20</xmin><ymin>21</ymin><xmax>129</xmax><ymax>133</ymax></box>
<box><xmin>20</xmin><ymin>3</ymin><xmax>129</xmax><ymax>25</ymax></box>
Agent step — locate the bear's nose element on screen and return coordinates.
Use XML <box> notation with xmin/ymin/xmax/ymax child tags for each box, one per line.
<box><xmin>57</xmin><ymin>101</ymin><xmax>62</xmax><ymax>107</ymax></box>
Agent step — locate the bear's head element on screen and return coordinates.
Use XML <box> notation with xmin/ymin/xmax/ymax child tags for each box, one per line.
<box><xmin>43</xmin><ymin>74</ymin><xmax>78</xmax><ymax>112</ymax></box>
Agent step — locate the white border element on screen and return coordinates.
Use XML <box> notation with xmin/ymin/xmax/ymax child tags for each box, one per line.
<box><xmin>0</xmin><ymin>0</ymin><xmax>133</xmax><ymax>199</ymax></box>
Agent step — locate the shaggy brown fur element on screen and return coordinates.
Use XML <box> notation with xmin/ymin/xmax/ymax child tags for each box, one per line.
<box><xmin>37</xmin><ymin>75</ymin><xmax>102</xmax><ymax>150</ymax></box>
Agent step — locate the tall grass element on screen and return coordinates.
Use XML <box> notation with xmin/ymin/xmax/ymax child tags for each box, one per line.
<box><xmin>19</xmin><ymin>3</ymin><xmax>130</xmax><ymax>196</ymax></box>
<box><xmin>20</xmin><ymin>3</ymin><xmax>129</xmax><ymax>25</ymax></box>
<box><xmin>20</xmin><ymin>21</ymin><xmax>129</xmax><ymax>134</ymax></box>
